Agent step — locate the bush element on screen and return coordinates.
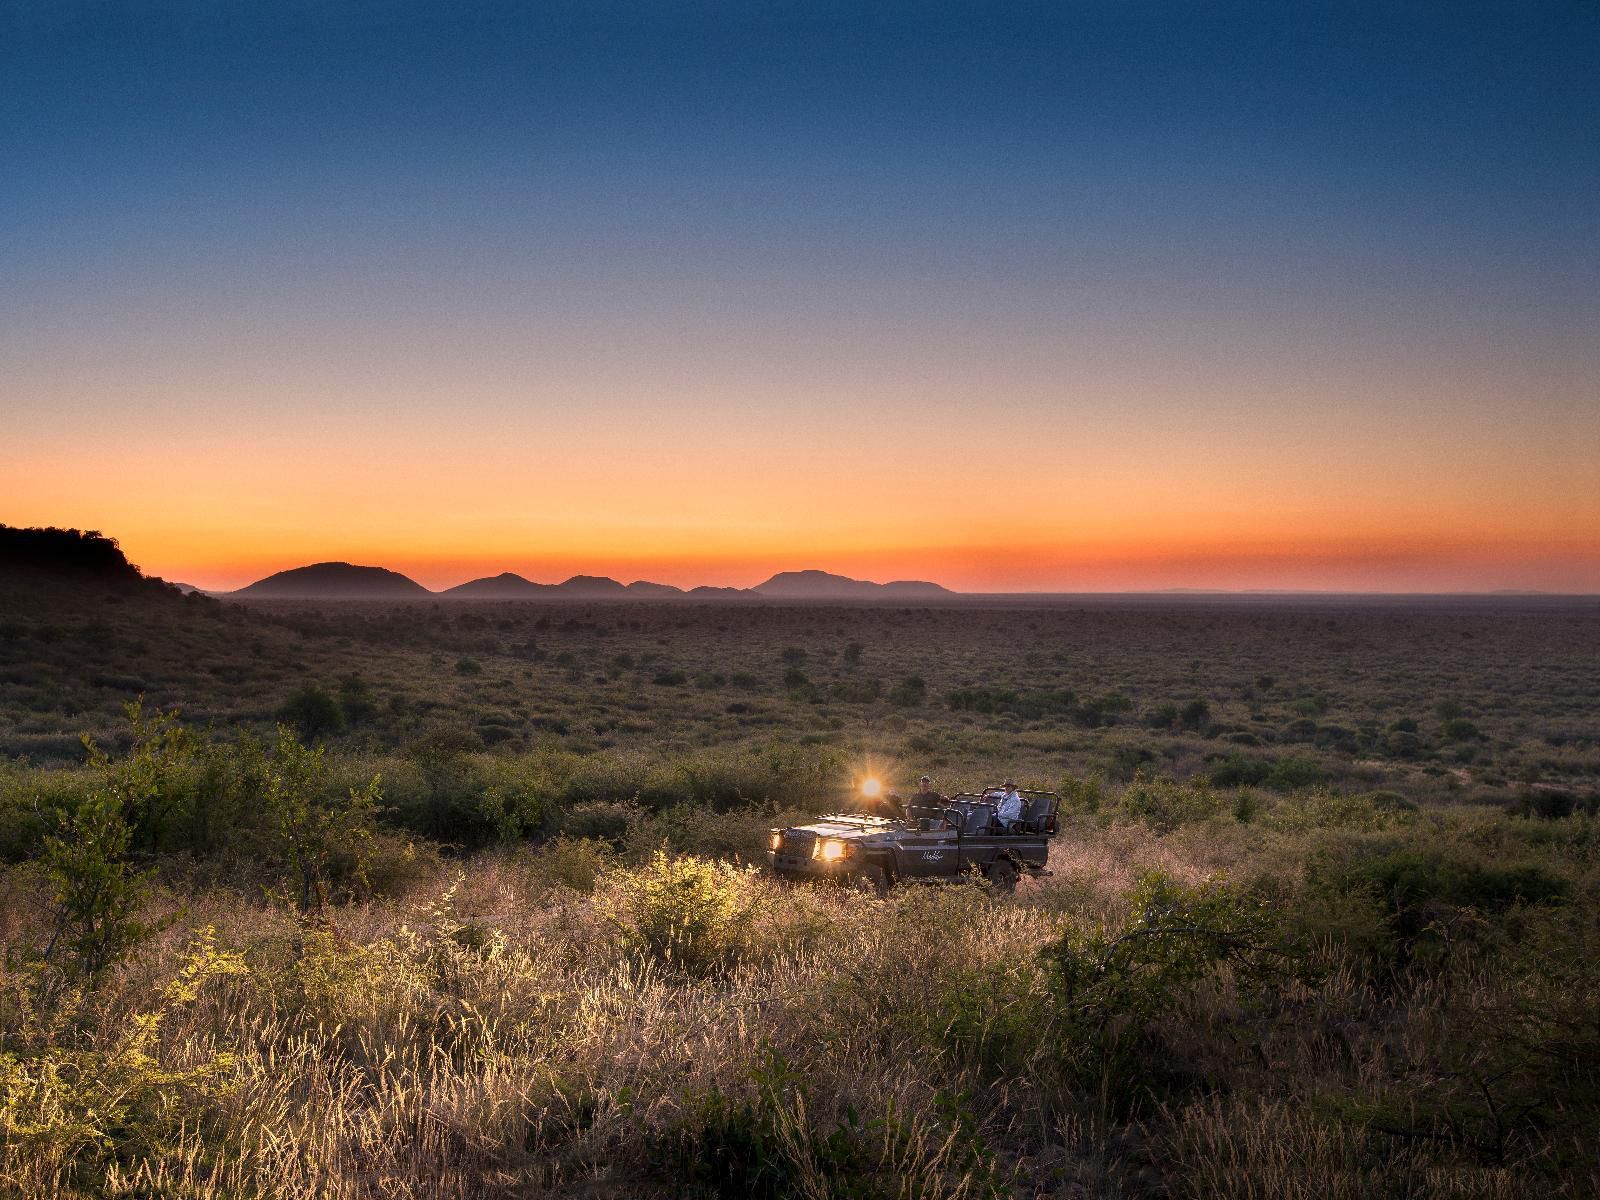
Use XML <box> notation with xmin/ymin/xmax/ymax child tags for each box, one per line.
<box><xmin>278</xmin><ymin>683</ymin><xmax>346</xmax><ymax>741</ymax></box>
<box><xmin>262</xmin><ymin>726</ymin><xmax>383</xmax><ymax>911</ymax></box>
<box><xmin>1179</xmin><ymin>699</ymin><xmax>1211</xmax><ymax>731</ymax></box>
<box><xmin>1332</xmin><ymin>850</ymin><xmax>1570</xmax><ymax>941</ymax></box>
<box><xmin>557</xmin><ymin>800</ymin><xmax>639</xmax><ymax>846</ymax></box>
<box><xmin>1118</xmin><ymin>773</ymin><xmax>1222</xmax><ymax>832</ymax></box>
<box><xmin>526</xmin><ymin>836</ymin><xmax>616</xmax><ymax>893</ymax></box>
<box><xmin>0</xmin><ymin>928</ymin><xmax>246</xmax><ymax>1190</ymax></box>
<box><xmin>1043</xmin><ymin>872</ymin><xmax>1295</xmax><ymax>1104</ymax></box>
<box><xmin>948</xmin><ymin>686</ymin><xmax>1074</xmax><ymax>719</ymax></box>
<box><xmin>593</xmin><ymin>851</ymin><xmax>767</xmax><ymax>976</ymax></box>
<box><xmin>1508</xmin><ymin>790</ymin><xmax>1577</xmax><ymax>820</ymax></box>
<box><xmin>888</xmin><ymin>675</ymin><xmax>927</xmax><ymax>707</ymax></box>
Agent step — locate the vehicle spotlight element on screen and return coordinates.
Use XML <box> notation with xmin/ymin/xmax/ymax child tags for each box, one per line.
<box><xmin>815</xmin><ymin>838</ymin><xmax>850</xmax><ymax>862</ymax></box>
<box><xmin>768</xmin><ymin>831</ymin><xmax>783</xmax><ymax>851</ymax></box>
<box><xmin>861</xmin><ymin>777</ymin><xmax>882</xmax><ymax>799</ymax></box>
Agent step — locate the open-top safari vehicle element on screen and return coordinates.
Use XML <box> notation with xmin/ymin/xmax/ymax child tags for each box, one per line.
<box><xmin>765</xmin><ymin>785</ymin><xmax>1059</xmax><ymax>896</ymax></box>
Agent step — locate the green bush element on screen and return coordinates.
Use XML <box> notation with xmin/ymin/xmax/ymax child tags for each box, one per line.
<box><xmin>593</xmin><ymin>851</ymin><xmax>767</xmax><ymax>976</ymax></box>
<box><xmin>1118</xmin><ymin>773</ymin><xmax>1221</xmax><ymax>832</ymax></box>
<box><xmin>278</xmin><ymin>683</ymin><xmax>346</xmax><ymax>740</ymax></box>
<box><xmin>1043</xmin><ymin>872</ymin><xmax>1296</xmax><ymax>1105</ymax></box>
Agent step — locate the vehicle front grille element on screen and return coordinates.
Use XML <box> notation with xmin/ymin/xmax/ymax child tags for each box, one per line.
<box><xmin>780</xmin><ymin>833</ymin><xmax>814</xmax><ymax>856</ymax></box>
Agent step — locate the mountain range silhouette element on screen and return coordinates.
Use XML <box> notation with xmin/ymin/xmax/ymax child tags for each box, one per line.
<box><xmin>233</xmin><ymin>562</ymin><xmax>953</xmax><ymax>599</ymax></box>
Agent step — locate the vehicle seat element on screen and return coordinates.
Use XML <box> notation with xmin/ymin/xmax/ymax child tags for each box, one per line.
<box><xmin>1023</xmin><ymin>795</ymin><xmax>1056</xmax><ymax>834</ymax></box>
<box><xmin>963</xmin><ymin>804</ymin><xmax>997</xmax><ymax>835</ymax></box>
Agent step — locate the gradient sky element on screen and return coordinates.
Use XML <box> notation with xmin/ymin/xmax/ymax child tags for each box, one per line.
<box><xmin>3</xmin><ymin>1</ymin><xmax>1597</xmax><ymax>592</ymax></box>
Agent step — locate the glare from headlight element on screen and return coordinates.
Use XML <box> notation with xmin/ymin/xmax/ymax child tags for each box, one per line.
<box><xmin>817</xmin><ymin>838</ymin><xmax>848</xmax><ymax>862</ymax></box>
<box><xmin>768</xmin><ymin>831</ymin><xmax>782</xmax><ymax>851</ymax></box>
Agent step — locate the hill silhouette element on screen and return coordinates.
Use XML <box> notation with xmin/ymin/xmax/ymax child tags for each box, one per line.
<box><xmin>0</xmin><ymin>524</ymin><xmax>151</xmax><ymax>588</ymax></box>
<box><xmin>624</xmin><ymin>580</ymin><xmax>685</xmax><ymax>596</ymax></box>
<box><xmin>557</xmin><ymin>575</ymin><xmax>627</xmax><ymax>596</ymax></box>
<box><xmin>753</xmin><ymin>569</ymin><xmax>952</xmax><ymax>599</ymax></box>
<box><xmin>235</xmin><ymin>562</ymin><xmax>429</xmax><ymax>598</ymax></box>
<box><xmin>232</xmin><ymin>561</ymin><xmax>956</xmax><ymax>598</ymax></box>
<box><xmin>443</xmin><ymin>572</ymin><xmax>556</xmax><ymax>598</ymax></box>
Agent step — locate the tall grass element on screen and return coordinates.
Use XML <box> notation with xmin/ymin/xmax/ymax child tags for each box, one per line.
<box><xmin>3</xmin><ymin>798</ymin><xmax>1596</xmax><ymax>1198</ymax></box>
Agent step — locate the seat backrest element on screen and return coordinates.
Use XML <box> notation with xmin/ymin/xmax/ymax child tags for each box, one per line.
<box><xmin>963</xmin><ymin>803</ymin><xmax>997</xmax><ymax>834</ymax></box>
<box><xmin>1024</xmin><ymin>793</ymin><xmax>1058</xmax><ymax>832</ymax></box>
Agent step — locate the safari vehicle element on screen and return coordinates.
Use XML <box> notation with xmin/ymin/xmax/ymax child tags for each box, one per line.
<box><xmin>765</xmin><ymin>787</ymin><xmax>1059</xmax><ymax>896</ymax></box>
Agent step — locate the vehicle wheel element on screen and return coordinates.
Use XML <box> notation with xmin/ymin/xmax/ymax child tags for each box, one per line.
<box><xmin>850</xmin><ymin>865</ymin><xmax>890</xmax><ymax>898</ymax></box>
<box><xmin>985</xmin><ymin>858</ymin><xmax>1018</xmax><ymax>895</ymax></box>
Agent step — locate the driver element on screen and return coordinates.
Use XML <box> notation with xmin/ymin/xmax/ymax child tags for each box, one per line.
<box><xmin>995</xmin><ymin>779</ymin><xmax>1025</xmax><ymax>832</ymax></box>
<box><xmin>909</xmin><ymin>775</ymin><xmax>944</xmax><ymax>816</ymax></box>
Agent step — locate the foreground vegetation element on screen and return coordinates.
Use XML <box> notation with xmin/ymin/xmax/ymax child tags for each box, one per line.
<box><xmin>2</xmin><ymin>706</ymin><xmax>1596</xmax><ymax>1198</ymax></box>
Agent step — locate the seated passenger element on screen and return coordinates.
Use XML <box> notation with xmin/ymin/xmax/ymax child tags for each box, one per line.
<box><xmin>995</xmin><ymin>779</ymin><xmax>1025</xmax><ymax>833</ymax></box>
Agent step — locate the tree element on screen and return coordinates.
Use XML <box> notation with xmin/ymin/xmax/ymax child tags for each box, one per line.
<box><xmin>263</xmin><ymin>726</ymin><xmax>382</xmax><ymax>914</ymax></box>
<box><xmin>41</xmin><ymin>701</ymin><xmax>190</xmax><ymax>987</ymax></box>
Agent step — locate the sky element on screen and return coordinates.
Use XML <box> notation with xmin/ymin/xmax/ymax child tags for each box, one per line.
<box><xmin>2</xmin><ymin>0</ymin><xmax>1597</xmax><ymax>592</ymax></box>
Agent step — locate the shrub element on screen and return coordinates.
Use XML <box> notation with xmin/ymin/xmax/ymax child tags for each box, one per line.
<box><xmin>1507</xmin><ymin>790</ymin><xmax>1578</xmax><ymax>820</ymax></box>
<box><xmin>37</xmin><ymin>703</ymin><xmax>195</xmax><ymax>984</ymax></box>
<box><xmin>263</xmin><ymin>726</ymin><xmax>383</xmax><ymax>912</ymax></box>
<box><xmin>949</xmin><ymin>686</ymin><xmax>1074</xmax><ymax>719</ymax></box>
<box><xmin>1118</xmin><ymin>773</ymin><xmax>1221</xmax><ymax>832</ymax></box>
<box><xmin>1043</xmin><ymin>872</ymin><xmax>1295</xmax><ymax>1104</ymax></box>
<box><xmin>0</xmin><ymin>927</ymin><xmax>247</xmax><ymax>1189</ymax></box>
<box><xmin>889</xmin><ymin>675</ymin><xmax>927</xmax><ymax>707</ymax></box>
<box><xmin>593</xmin><ymin>851</ymin><xmax>766</xmax><ymax>976</ymax></box>
<box><xmin>1332</xmin><ymin>850</ymin><xmax>1570</xmax><ymax>941</ymax></box>
<box><xmin>278</xmin><ymin>683</ymin><xmax>346</xmax><ymax>740</ymax></box>
<box><xmin>1142</xmin><ymin>702</ymin><xmax>1179</xmax><ymax>730</ymax></box>
<box><xmin>1179</xmin><ymin>698</ymin><xmax>1211</xmax><ymax>731</ymax></box>
<box><xmin>527</xmin><ymin>835</ymin><xmax>616</xmax><ymax>893</ymax></box>
<box><xmin>557</xmin><ymin>799</ymin><xmax>639</xmax><ymax>845</ymax></box>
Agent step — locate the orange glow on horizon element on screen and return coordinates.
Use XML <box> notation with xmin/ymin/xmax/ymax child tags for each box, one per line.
<box><xmin>6</xmin><ymin>326</ymin><xmax>1595</xmax><ymax>594</ymax></box>
<box><xmin>32</xmin><ymin>529</ymin><xmax>1598</xmax><ymax>595</ymax></box>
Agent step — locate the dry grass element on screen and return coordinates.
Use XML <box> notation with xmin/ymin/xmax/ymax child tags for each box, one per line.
<box><xmin>4</xmin><ymin>803</ymin><xmax>1596</xmax><ymax>1199</ymax></box>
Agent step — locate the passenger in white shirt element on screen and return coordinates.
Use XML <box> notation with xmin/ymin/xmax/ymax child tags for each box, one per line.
<box><xmin>995</xmin><ymin>780</ymin><xmax>1025</xmax><ymax>832</ymax></box>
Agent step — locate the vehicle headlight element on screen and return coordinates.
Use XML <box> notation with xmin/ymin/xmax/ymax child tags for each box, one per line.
<box><xmin>769</xmin><ymin>831</ymin><xmax>783</xmax><ymax>851</ymax></box>
<box><xmin>814</xmin><ymin>838</ymin><xmax>850</xmax><ymax>862</ymax></box>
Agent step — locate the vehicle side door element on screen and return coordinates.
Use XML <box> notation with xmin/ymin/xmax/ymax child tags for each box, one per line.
<box><xmin>890</xmin><ymin>827</ymin><xmax>960</xmax><ymax>879</ymax></box>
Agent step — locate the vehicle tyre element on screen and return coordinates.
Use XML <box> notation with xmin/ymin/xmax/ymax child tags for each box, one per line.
<box><xmin>850</xmin><ymin>865</ymin><xmax>890</xmax><ymax>898</ymax></box>
<box><xmin>985</xmin><ymin>857</ymin><xmax>1018</xmax><ymax>895</ymax></box>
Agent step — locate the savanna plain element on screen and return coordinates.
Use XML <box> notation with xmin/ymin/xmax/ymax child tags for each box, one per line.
<box><xmin>2</xmin><ymin>537</ymin><xmax>1598</xmax><ymax>1198</ymax></box>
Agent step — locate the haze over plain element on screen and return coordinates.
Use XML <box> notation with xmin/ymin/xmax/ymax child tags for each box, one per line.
<box><xmin>3</xmin><ymin>1</ymin><xmax>1596</xmax><ymax>591</ymax></box>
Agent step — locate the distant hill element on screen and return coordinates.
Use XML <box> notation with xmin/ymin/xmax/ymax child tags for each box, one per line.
<box><xmin>0</xmin><ymin>524</ymin><xmax>150</xmax><ymax>589</ymax></box>
<box><xmin>557</xmin><ymin>575</ymin><xmax>627</xmax><ymax>595</ymax></box>
<box><xmin>443</xmin><ymin>572</ymin><xmax>556</xmax><ymax>598</ymax></box>
<box><xmin>225</xmin><ymin>560</ymin><xmax>953</xmax><ymax>599</ymax></box>
<box><xmin>753</xmin><ymin>569</ymin><xmax>953</xmax><ymax>599</ymax></box>
<box><xmin>236</xmin><ymin>562</ymin><xmax>429</xmax><ymax>598</ymax></box>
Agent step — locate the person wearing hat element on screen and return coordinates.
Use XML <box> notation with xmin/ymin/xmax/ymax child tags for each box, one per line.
<box><xmin>995</xmin><ymin>779</ymin><xmax>1026</xmax><ymax>832</ymax></box>
<box><xmin>908</xmin><ymin>775</ymin><xmax>945</xmax><ymax>824</ymax></box>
